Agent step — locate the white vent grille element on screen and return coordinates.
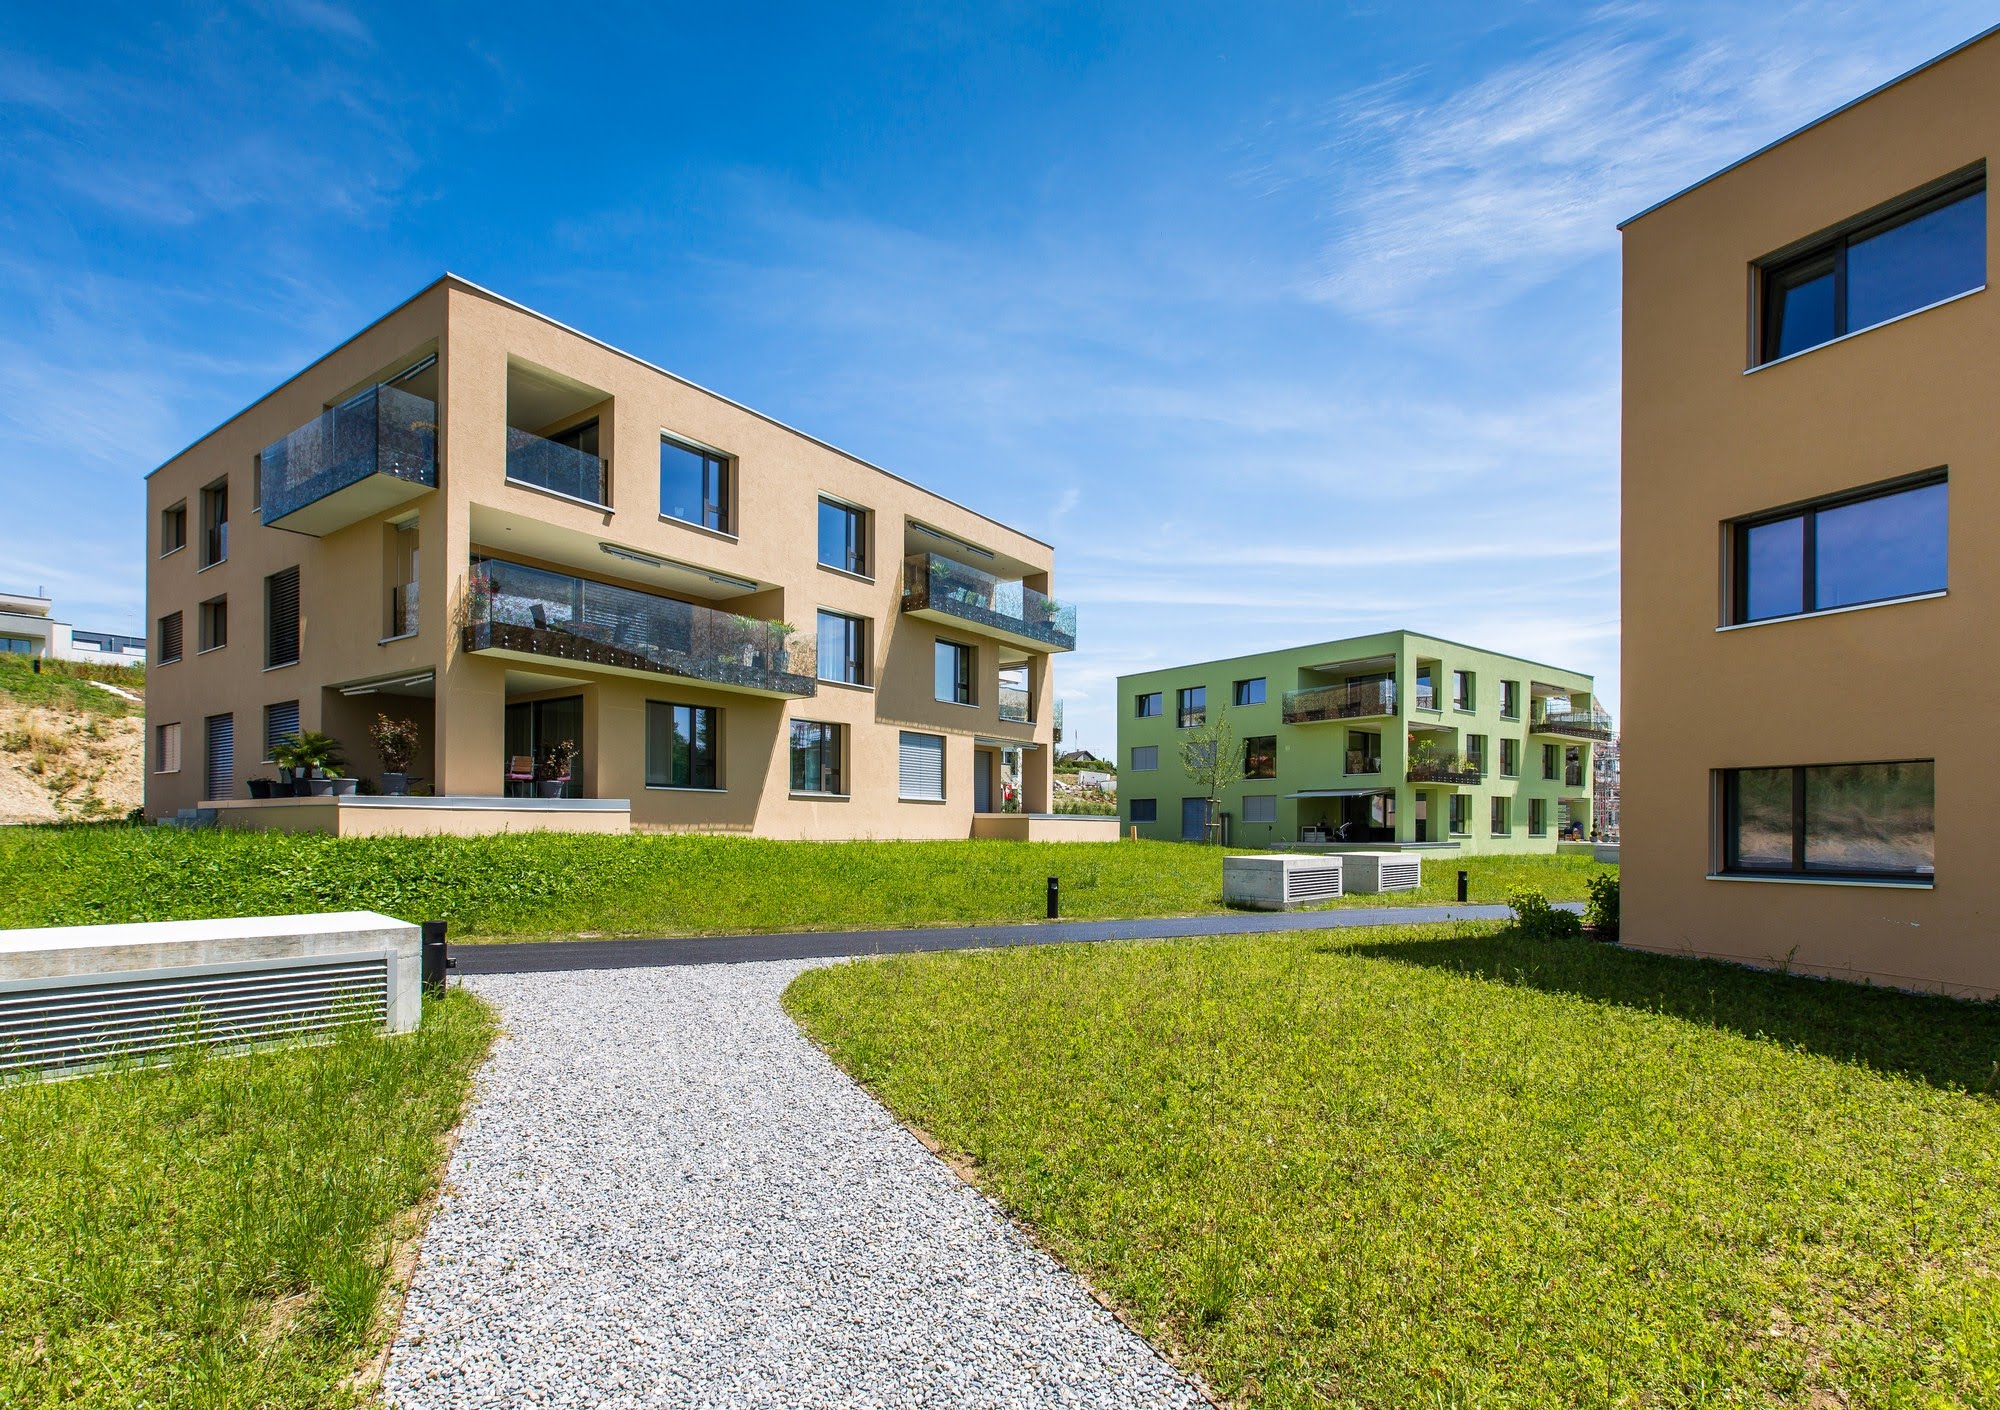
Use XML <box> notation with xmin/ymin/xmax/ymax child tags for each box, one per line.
<box><xmin>0</xmin><ymin>953</ymin><xmax>390</xmax><ymax>1080</ymax></box>
<box><xmin>1283</xmin><ymin>864</ymin><xmax>1343</xmax><ymax>902</ymax></box>
<box><xmin>1377</xmin><ymin>859</ymin><xmax>1421</xmax><ymax>891</ymax></box>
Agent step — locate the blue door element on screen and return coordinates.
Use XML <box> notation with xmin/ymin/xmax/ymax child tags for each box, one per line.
<box><xmin>1181</xmin><ymin>797</ymin><xmax>1208</xmax><ymax>841</ymax></box>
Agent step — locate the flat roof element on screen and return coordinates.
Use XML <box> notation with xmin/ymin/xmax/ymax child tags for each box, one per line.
<box><xmin>146</xmin><ymin>273</ymin><xmax>1052</xmax><ymax>551</ymax></box>
<box><xmin>1116</xmin><ymin>628</ymin><xmax>1595</xmax><ymax>686</ymax></box>
<box><xmin>1620</xmin><ymin>24</ymin><xmax>2000</xmax><ymax>229</ymax></box>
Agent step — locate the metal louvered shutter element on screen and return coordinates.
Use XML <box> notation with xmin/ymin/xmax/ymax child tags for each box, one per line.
<box><xmin>265</xmin><ymin>566</ymin><xmax>300</xmax><ymax>668</ymax></box>
<box><xmin>204</xmin><ymin>714</ymin><xmax>234</xmax><ymax>801</ymax></box>
<box><xmin>264</xmin><ymin>701</ymin><xmax>300</xmax><ymax>760</ymax></box>
<box><xmin>158</xmin><ymin>611</ymin><xmax>183</xmax><ymax>663</ymax></box>
<box><xmin>898</xmin><ymin>731</ymin><xmax>945</xmax><ymax>800</ymax></box>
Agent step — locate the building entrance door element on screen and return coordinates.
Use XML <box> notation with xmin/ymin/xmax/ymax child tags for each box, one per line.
<box><xmin>974</xmin><ymin>750</ymin><xmax>994</xmax><ymax>812</ymax></box>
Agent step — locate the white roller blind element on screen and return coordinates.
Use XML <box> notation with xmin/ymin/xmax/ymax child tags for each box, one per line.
<box><xmin>898</xmin><ymin>731</ymin><xmax>944</xmax><ymax>800</ymax></box>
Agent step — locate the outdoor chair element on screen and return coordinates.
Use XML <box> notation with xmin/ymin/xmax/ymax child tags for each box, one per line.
<box><xmin>506</xmin><ymin>754</ymin><xmax>535</xmax><ymax>797</ymax></box>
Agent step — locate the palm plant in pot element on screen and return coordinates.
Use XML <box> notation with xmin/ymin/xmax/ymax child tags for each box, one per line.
<box><xmin>369</xmin><ymin>713</ymin><xmax>421</xmax><ymax>796</ymax></box>
<box><xmin>537</xmin><ymin>738</ymin><xmax>579</xmax><ymax>798</ymax></box>
<box><xmin>284</xmin><ymin>731</ymin><xmax>349</xmax><ymax>796</ymax></box>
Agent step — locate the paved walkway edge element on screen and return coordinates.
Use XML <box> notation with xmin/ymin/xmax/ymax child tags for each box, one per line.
<box><xmin>455</xmin><ymin>902</ymin><xmax>1572</xmax><ymax>974</ymax></box>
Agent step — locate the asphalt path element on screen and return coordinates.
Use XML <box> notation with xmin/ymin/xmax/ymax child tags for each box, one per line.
<box><xmin>453</xmin><ymin>901</ymin><xmax>1557</xmax><ymax>974</ymax></box>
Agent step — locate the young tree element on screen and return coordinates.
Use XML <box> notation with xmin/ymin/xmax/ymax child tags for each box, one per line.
<box><xmin>1179</xmin><ymin>708</ymin><xmax>1244</xmax><ymax>843</ymax></box>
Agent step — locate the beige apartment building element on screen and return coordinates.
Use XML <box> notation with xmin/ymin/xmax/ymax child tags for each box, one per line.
<box><xmin>144</xmin><ymin>276</ymin><xmax>1084</xmax><ymax>839</ymax></box>
<box><xmin>1622</xmin><ymin>28</ymin><xmax>1995</xmax><ymax>995</ymax></box>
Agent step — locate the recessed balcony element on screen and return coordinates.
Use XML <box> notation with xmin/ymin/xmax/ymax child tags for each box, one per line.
<box><xmin>1283</xmin><ymin>680</ymin><xmax>1397</xmax><ymax>724</ymax></box>
<box><xmin>464</xmin><ymin>558</ymin><xmax>816</xmax><ymax>699</ymax></box>
<box><xmin>901</xmin><ymin>554</ymin><xmax>1076</xmax><ymax>653</ymax></box>
<box><xmin>260</xmin><ymin>384</ymin><xmax>438</xmax><ymax>536</ymax></box>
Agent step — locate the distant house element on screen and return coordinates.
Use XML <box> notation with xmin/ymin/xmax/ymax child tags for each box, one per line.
<box><xmin>0</xmin><ymin>589</ymin><xmax>146</xmax><ymax>666</ymax></box>
<box><xmin>1058</xmin><ymin>749</ymin><xmax>1103</xmax><ymax>767</ymax></box>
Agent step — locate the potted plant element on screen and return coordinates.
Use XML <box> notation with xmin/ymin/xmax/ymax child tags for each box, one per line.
<box><xmin>268</xmin><ymin>736</ymin><xmax>303</xmax><ymax>795</ymax></box>
<box><xmin>538</xmin><ymin>738</ymin><xmax>578</xmax><ymax>798</ymax></box>
<box><xmin>246</xmin><ymin>777</ymin><xmax>274</xmax><ymax>799</ymax></box>
<box><xmin>369</xmin><ymin>713</ymin><xmax>421</xmax><ymax>796</ymax></box>
<box><xmin>285</xmin><ymin>731</ymin><xmax>347</xmax><ymax>796</ymax></box>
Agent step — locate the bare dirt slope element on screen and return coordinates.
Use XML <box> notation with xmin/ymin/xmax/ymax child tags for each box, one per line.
<box><xmin>0</xmin><ymin>674</ymin><xmax>145</xmax><ymax>824</ymax></box>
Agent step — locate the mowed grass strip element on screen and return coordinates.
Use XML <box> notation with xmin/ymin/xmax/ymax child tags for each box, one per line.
<box><xmin>0</xmin><ymin>827</ymin><xmax>1610</xmax><ymax>941</ymax></box>
<box><xmin>0</xmin><ymin>990</ymin><xmax>495</xmax><ymax>1410</ymax></box>
<box><xmin>783</xmin><ymin>926</ymin><xmax>2000</xmax><ymax>1409</ymax></box>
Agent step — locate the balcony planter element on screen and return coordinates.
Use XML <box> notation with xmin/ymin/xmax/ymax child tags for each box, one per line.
<box><xmin>537</xmin><ymin>779</ymin><xmax>570</xmax><ymax>799</ymax></box>
<box><xmin>246</xmin><ymin>778</ymin><xmax>274</xmax><ymax>800</ymax></box>
<box><xmin>380</xmin><ymin>772</ymin><xmax>410</xmax><ymax>796</ymax></box>
<box><xmin>327</xmin><ymin>777</ymin><xmax>357</xmax><ymax>797</ymax></box>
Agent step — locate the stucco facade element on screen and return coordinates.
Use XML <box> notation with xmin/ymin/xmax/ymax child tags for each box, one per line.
<box><xmin>144</xmin><ymin>277</ymin><xmax>1070</xmax><ymax>838</ymax></box>
<box><xmin>1621</xmin><ymin>30</ymin><xmax>1997</xmax><ymax>994</ymax></box>
<box><xmin>1116</xmin><ymin>631</ymin><xmax>1601</xmax><ymax>853</ymax></box>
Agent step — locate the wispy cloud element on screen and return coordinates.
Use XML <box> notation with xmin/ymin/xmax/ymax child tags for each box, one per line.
<box><xmin>1307</xmin><ymin>4</ymin><xmax>1993</xmax><ymax>321</ymax></box>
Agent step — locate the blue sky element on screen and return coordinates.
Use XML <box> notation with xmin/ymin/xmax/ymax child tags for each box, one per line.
<box><xmin>2</xmin><ymin>2</ymin><xmax>1992</xmax><ymax>754</ymax></box>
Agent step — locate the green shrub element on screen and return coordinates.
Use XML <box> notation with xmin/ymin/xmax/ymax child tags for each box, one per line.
<box><xmin>1508</xmin><ymin>887</ymin><xmax>1582</xmax><ymax>939</ymax></box>
<box><xmin>1585</xmin><ymin>873</ymin><xmax>1620</xmax><ymax>937</ymax></box>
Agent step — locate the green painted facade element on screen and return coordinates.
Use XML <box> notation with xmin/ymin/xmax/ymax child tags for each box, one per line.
<box><xmin>1115</xmin><ymin>630</ymin><xmax>1604</xmax><ymax>853</ymax></box>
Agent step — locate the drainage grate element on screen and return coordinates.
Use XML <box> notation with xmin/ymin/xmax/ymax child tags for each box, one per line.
<box><xmin>0</xmin><ymin>954</ymin><xmax>389</xmax><ymax>1079</ymax></box>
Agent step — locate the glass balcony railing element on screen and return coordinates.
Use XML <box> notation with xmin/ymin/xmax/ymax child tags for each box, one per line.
<box><xmin>901</xmin><ymin>554</ymin><xmax>1076</xmax><ymax>651</ymax></box>
<box><xmin>260</xmin><ymin>384</ymin><xmax>437</xmax><ymax>530</ymax></box>
<box><xmin>506</xmin><ymin>428</ymin><xmax>608</xmax><ymax>506</ymax></box>
<box><xmin>1282</xmin><ymin>679</ymin><xmax>1396</xmax><ymax>724</ymax></box>
<box><xmin>464</xmin><ymin>558</ymin><xmax>816</xmax><ymax>698</ymax></box>
<box><xmin>998</xmin><ymin>684</ymin><xmax>1031</xmax><ymax>723</ymax></box>
<box><xmin>1531</xmin><ymin>704</ymin><xmax>1613</xmax><ymax>741</ymax></box>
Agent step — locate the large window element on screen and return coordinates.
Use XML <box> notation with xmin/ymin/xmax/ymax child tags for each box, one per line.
<box><xmin>817</xmin><ymin>611</ymin><xmax>867</xmax><ymax>686</ymax></box>
<box><xmin>1451</xmin><ymin>670</ymin><xmax>1474</xmax><ymax>711</ymax></box>
<box><xmin>1760</xmin><ymin>172</ymin><xmax>1984</xmax><ymax>364</ymax></box>
<box><xmin>1465</xmin><ymin>734</ymin><xmax>1487</xmax><ymax>775</ymax></box>
<box><xmin>1129</xmin><ymin>797</ymin><xmax>1158</xmax><ymax>824</ymax></box>
<box><xmin>1346</xmin><ymin>729</ymin><xmax>1381</xmax><ymax>775</ymax></box>
<box><xmin>1491</xmin><ymin>797</ymin><xmax>1510</xmax><ymax>834</ymax></box>
<box><xmin>646</xmin><ymin>702</ymin><xmax>721</xmax><ymax>789</ymax></box>
<box><xmin>1541</xmin><ymin>743</ymin><xmax>1559</xmax><ymax>781</ymax></box>
<box><xmin>1500</xmin><ymin>737</ymin><xmax>1520</xmax><ymax>777</ymax></box>
<box><xmin>1731</xmin><ymin>476</ymin><xmax>1947</xmax><ymax>624</ymax></box>
<box><xmin>789</xmin><ymin>720</ymin><xmax>844</xmax><ymax>795</ymax></box>
<box><xmin>1242</xmin><ymin>735</ymin><xmax>1277</xmax><ymax>779</ymax></box>
<box><xmin>898</xmin><ymin>730</ymin><xmax>945</xmax><ymax>801</ymax></box>
<box><xmin>197</xmin><ymin>596</ymin><xmax>227</xmax><ymax>653</ymax></box>
<box><xmin>817</xmin><ymin>499</ymin><xmax>867</xmax><ymax>576</ymax></box>
<box><xmin>263</xmin><ymin>700</ymin><xmax>300</xmax><ymax>762</ymax></box>
<box><xmin>265</xmin><ymin>567</ymin><xmax>300</xmax><ymax>668</ymax></box>
<box><xmin>934</xmin><ymin>639</ymin><xmax>973</xmax><ymax>704</ymax></box>
<box><xmin>157</xmin><ymin>610</ymin><xmax>183</xmax><ymax>665</ymax></box>
<box><xmin>1232</xmin><ymin>677</ymin><xmax>1266</xmax><ymax>706</ymax></box>
<box><xmin>1529</xmin><ymin>797</ymin><xmax>1547</xmax><ymax>836</ymax></box>
<box><xmin>1135</xmin><ymin>691</ymin><xmax>1162</xmax><ymax>718</ymax></box>
<box><xmin>199</xmin><ymin>479</ymin><xmax>228</xmax><ymax>568</ymax></box>
<box><xmin>1130</xmin><ymin>744</ymin><xmax>1158</xmax><ymax>772</ymax></box>
<box><xmin>1721</xmin><ymin>761</ymin><xmax>1934</xmax><ymax>881</ymax></box>
<box><xmin>1177</xmin><ymin>686</ymin><xmax>1206</xmax><ymax>729</ymax></box>
<box><xmin>1500</xmin><ymin>680</ymin><xmax>1520</xmax><ymax>719</ymax></box>
<box><xmin>660</xmin><ymin>435</ymin><xmax>730</xmax><ymax>533</ymax></box>
<box><xmin>1448</xmin><ymin>794</ymin><xmax>1470</xmax><ymax>836</ymax></box>
<box><xmin>161</xmin><ymin>501</ymin><xmax>187</xmax><ymax>556</ymax></box>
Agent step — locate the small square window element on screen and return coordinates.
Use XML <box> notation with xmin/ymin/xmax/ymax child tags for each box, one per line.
<box><xmin>1232</xmin><ymin>677</ymin><xmax>1266</xmax><ymax>707</ymax></box>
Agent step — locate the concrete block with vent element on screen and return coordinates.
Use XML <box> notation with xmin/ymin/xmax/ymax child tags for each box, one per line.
<box><xmin>0</xmin><ymin>910</ymin><xmax>421</xmax><ymax>1081</ymax></box>
<box><xmin>1222</xmin><ymin>853</ymin><xmax>1343</xmax><ymax>910</ymax></box>
<box><xmin>1339</xmin><ymin>851</ymin><xmax>1422</xmax><ymax>894</ymax></box>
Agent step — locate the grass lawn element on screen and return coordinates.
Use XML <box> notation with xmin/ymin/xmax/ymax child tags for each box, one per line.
<box><xmin>0</xmin><ymin>990</ymin><xmax>495</xmax><ymax>1409</ymax></box>
<box><xmin>784</xmin><ymin>925</ymin><xmax>2000</xmax><ymax>1409</ymax></box>
<box><xmin>0</xmin><ymin>653</ymin><xmax>143</xmax><ymax>717</ymax></box>
<box><xmin>0</xmin><ymin>827</ymin><xmax>1609</xmax><ymax>941</ymax></box>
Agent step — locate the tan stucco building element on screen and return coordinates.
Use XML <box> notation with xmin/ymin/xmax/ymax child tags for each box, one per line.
<box><xmin>144</xmin><ymin>276</ymin><xmax>1088</xmax><ymax>839</ymax></box>
<box><xmin>1622</xmin><ymin>29</ymin><xmax>1996</xmax><ymax>995</ymax></box>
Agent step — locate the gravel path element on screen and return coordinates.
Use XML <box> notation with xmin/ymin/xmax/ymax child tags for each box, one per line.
<box><xmin>382</xmin><ymin>961</ymin><xmax>1209</xmax><ymax>1410</ymax></box>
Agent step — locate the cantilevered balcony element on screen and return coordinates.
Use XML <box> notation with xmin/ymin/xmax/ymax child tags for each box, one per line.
<box><xmin>901</xmin><ymin>554</ymin><xmax>1076</xmax><ymax>653</ymax></box>
<box><xmin>261</xmin><ymin>384</ymin><xmax>437</xmax><ymax>536</ymax></box>
<box><xmin>464</xmin><ymin>558</ymin><xmax>815</xmax><ymax>698</ymax></box>
<box><xmin>1282</xmin><ymin>679</ymin><xmax>1397</xmax><ymax>724</ymax></box>
<box><xmin>1531</xmin><ymin>705</ymin><xmax>1613</xmax><ymax>742</ymax></box>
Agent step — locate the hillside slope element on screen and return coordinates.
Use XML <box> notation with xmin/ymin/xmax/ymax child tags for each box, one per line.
<box><xmin>0</xmin><ymin>658</ymin><xmax>145</xmax><ymax>824</ymax></box>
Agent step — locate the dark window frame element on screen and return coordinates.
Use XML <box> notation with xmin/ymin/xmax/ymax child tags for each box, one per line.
<box><xmin>659</xmin><ymin>433</ymin><xmax>732</xmax><ymax>534</ymax></box>
<box><xmin>1134</xmin><ymin>691</ymin><xmax>1162</xmax><ymax>718</ymax></box>
<box><xmin>817</xmin><ymin>498</ymin><xmax>868</xmax><ymax>576</ymax></box>
<box><xmin>934</xmin><ymin>638</ymin><xmax>974</xmax><ymax>706</ymax></box>
<box><xmin>157</xmin><ymin>610</ymin><xmax>183</xmax><ymax>665</ymax></box>
<box><xmin>1757</xmin><ymin>170</ymin><xmax>1985</xmax><ymax>365</ymax></box>
<box><xmin>788</xmin><ymin>719</ymin><xmax>845</xmax><ymax>796</ymax></box>
<box><xmin>161</xmin><ymin>501</ymin><xmax>187</xmax><ymax>556</ymax></box>
<box><xmin>1176</xmin><ymin>686</ymin><xmax>1206</xmax><ymax>729</ymax></box>
<box><xmin>816</xmin><ymin>610</ymin><xmax>867</xmax><ymax>686</ymax></box>
<box><xmin>1232</xmin><ymin>677</ymin><xmax>1266</xmax><ymax>707</ymax></box>
<box><xmin>647</xmin><ymin>700</ymin><xmax>723</xmax><ymax>790</ymax></box>
<box><xmin>1719</xmin><ymin>760</ymin><xmax>1935</xmax><ymax>882</ymax></box>
<box><xmin>1728</xmin><ymin>470</ymin><xmax>1947</xmax><ymax>625</ymax></box>
<box><xmin>1242</xmin><ymin>734</ymin><xmax>1277</xmax><ymax>779</ymax></box>
<box><xmin>264</xmin><ymin>566</ymin><xmax>301</xmax><ymax>669</ymax></box>
<box><xmin>1129</xmin><ymin>797</ymin><xmax>1158</xmax><ymax>824</ymax></box>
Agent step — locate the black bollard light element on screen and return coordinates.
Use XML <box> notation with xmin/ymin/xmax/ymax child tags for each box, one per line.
<box><xmin>421</xmin><ymin>920</ymin><xmax>453</xmax><ymax>997</ymax></box>
<box><xmin>1456</xmin><ymin>870</ymin><xmax>1469</xmax><ymax>904</ymax></box>
<box><xmin>1046</xmin><ymin>875</ymin><xmax>1060</xmax><ymax>920</ymax></box>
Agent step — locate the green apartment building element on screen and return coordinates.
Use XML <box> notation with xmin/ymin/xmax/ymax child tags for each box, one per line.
<box><xmin>1116</xmin><ymin>631</ymin><xmax>1607</xmax><ymax>853</ymax></box>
